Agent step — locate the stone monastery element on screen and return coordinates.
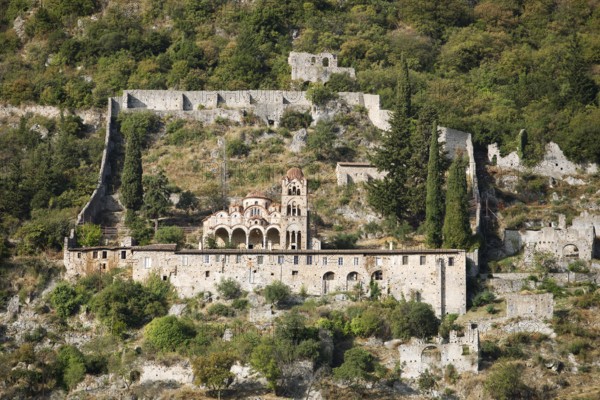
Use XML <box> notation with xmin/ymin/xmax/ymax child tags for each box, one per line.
<box><xmin>63</xmin><ymin>52</ymin><xmax>471</xmax><ymax>318</ymax></box>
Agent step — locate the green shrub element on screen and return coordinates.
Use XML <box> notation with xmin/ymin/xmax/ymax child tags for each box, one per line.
<box><xmin>154</xmin><ymin>226</ymin><xmax>184</xmax><ymax>246</ymax></box>
<box><xmin>484</xmin><ymin>362</ymin><xmax>532</xmax><ymax>400</ymax></box>
<box><xmin>264</xmin><ymin>281</ymin><xmax>291</xmax><ymax>306</ymax></box>
<box><xmin>350</xmin><ymin>308</ymin><xmax>384</xmax><ymax>338</ymax></box>
<box><xmin>391</xmin><ymin>301</ymin><xmax>440</xmax><ymax>340</ymax></box>
<box><xmin>306</xmin><ymin>83</ymin><xmax>338</xmax><ymax>106</ymax></box>
<box><xmin>333</xmin><ymin>347</ymin><xmax>378</xmax><ymax>384</ymax></box>
<box><xmin>226</xmin><ymin>138</ymin><xmax>250</xmax><ymax>157</ymax></box>
<box><xmin>472</xmin><ymin>290</ymin><xmax>496</xmax><ymax>307</ymax></box>
<box><xmin>144</xmin><ymin>315</ymin><xmax>196</xmax><ymax>352</ymax></box>
<box><xmin>232</xmin><ymin>298</ymin><xmax>249</xmax><ymax>310</ymax></box>
<box><xmin>279</xmin><ymin>110</ymin><xmax>312</xmax><ymax>130</ymax></box>
<box><xmin>207</xmin><ymin>303</ymin><xmax>235</xmax><ymax>317</ymax></box>
<box><xmin>50</xmin><ymin>282</ymin><xmax>83</xmax><ymax>318</ymax></box>
<box><xmin>568</xmin><ymin>260</ymin><xmax>589</xmax><ymax>273</ymax></box>
<box><xmin>57</xmin><ymin>345</ymin><xmax>87</xmax><ymax>390</ymax></box>
<box><xmin>76</xmin><ymin>224</ymin><xmax>102</xmax><ymax>247</ymax></box>
<box><xmin>216</xmin><ymin>278</ymin><xmax>242</xmax><ymax>300</ymax></box>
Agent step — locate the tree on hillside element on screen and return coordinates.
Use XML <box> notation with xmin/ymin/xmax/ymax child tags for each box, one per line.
<box><xmin>367</xmin><ymin>56</ymin><xmax>413</xmax><ymax>221</ymax></box>
<box><xmin>193</xmin><ymin>351</ymin><xmax>236</xmax><ymax>400</ymax></box>
<box><xmin>442</xmin><ymin>156</ymin><xmax>471</xmax><ymax>249</ymax></box>
<box><xmin>142</xmin><ymin>170</ymin><xmax>172</xmax><ymax>233</ymax></box>
<box><xmin>121</xmin><ymin>130</ymin><xmax>144</xmax><ymax>210</ymax></box>
<box><xmin>176</xmin><ymin>190</ymin><xmax>199</xmax><ymax>215</ymax></box>
<box><xmin>425</xmin><ymin>122</ymin><xmax>444</xmax><ymax>248</ymax></box>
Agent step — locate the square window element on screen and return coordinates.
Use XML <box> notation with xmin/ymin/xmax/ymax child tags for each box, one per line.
<box><xmin>102</xmin><ymin>251</ymin><xmax>107</xmax><ymax>259</ymax></box>
<box><xmin>293</xmin><ymin>256</ymin><xmax>299</xmax><ymax>265</ymax></box>
<box><xmin>323</xmin><ymin>257</ymin><xmax>328</xmax><ymax>266</ymax></box>
<box><xmin>102</xmin><ymin>263</ymin><xmax>106</xmax><ymax>270</ymax></box>
<box><xmin>402</xmin><ymin>255</ymin><xmax>408</xmax><ymax>265</ymax></box>
<box><xmin>448</xmin><ymin>257</ymin><xmax>454</xmax><ymax>266</ymax></box>
<box><xmin>204</xmin><ymin>255</ymin><xmax>210</xmax><ymax>263</ymax></box>
<box><xmin>120</xmin><ymin>251</ymin><xmax>127</xmax><ymax>260</ymax></box>
<box><xmin>92</xmin><ymin>251</ymin><xmax>98</xmax><ymax>259</ymax></box>
<box><xmin>181</xmin><ymin>255</ymin><xmax>188</xmax><ymax>266</ymax></box>
<box><xmin>376</xmin><ymin>257</ymin><xmax>382</xmax><ymax>266</ymax></box>
<box><xmin>353</xmin><ymin>257</ymin><xmax>359</xmax><ymax>266</ymax></box>
<box><xmin>338</xmin><ymin>257</ymin><xmax>343</xmax><ymax>266</ymax></box>
<box><xmin>143</xmin><ymin>257</ymin><xmax>152</xmax><ymax>268</ymax></box>
<box><xmin>77</xmin><ymin>252</ymin><xmax>82</xmax><ymax>259</ymax></box>
<box><xmin>278</xmin><ymin>255</ymin><xmax>284</xmax><ymax>264</ymax></box>
<box><xmin>162</xmin><ymin>275</ymin><xmax>168</xmax><ymax>281</ymax></box>
<box><xmin>292</xmin><ymin>270</ymin><xmax>298</xmax><ymax>276</ymax></box>
<box><xmin>257</xmin><ymin>256</ymin><xmax>264</xmax><ymax>264</ymax></box>
<box><xmin>306</xmin><ymin>255</ymin><xmax>313</xmax><ymax>265</ymax></box>
<box><xmin>236</xmin><ymin>255</ymin><xmax>242</xmax><ymax>263</ymax></box>
<box><xmin>216</xmin><ymin>255</ymin><xmax>221</xmax><ymax>262</ymax></box>
<box><xmin>420</xmin><ymin>255</ymin><xmax>426</xmax><ymax>265</ymax></box>
<box><xmin>205</xmin><ymin>271</ymin><xmax>210</xmax><ymax>278</ymax></box>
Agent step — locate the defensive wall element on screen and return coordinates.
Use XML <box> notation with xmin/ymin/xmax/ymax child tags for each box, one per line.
<box><xmin>488</xmin><ymin>272</ymin><xmax>600</xmax><ymax>294</ymax></box>
<box><xmin>64</xmin><ymin>246</ymin><xmax>467</xmax><ymax>317</ymax></box>
<box><xmin>488</xmin><ymin>141</ymin><xmax>598</xmax><ymax>180</ymax></box>
<box><xmin>398</xmin><ymin>324</ymin><xmax>479</xmax><ymax>378</ymax></box>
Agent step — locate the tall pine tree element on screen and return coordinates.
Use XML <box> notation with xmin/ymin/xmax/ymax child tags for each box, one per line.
<box><xmin>425</xmin><ymin>122</ymin><xmax>444</xmax><ymax>248</ymax></box>
<box><xmin>367</xmin><ymin>56</ymin><xmax>413</xmax><ymax>221</ymax></box>
<box><xmin>442</xmin><ymin>156</ymin><xmax>471</xmax><ymax>249</ymax></box>
<box><xmin>121</xmin><ymin>132</ymin><xmax>143</xmax><ymax>210</ymax></box>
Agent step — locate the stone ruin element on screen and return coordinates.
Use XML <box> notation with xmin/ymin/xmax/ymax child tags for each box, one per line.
<box><xmin>393</xmin><ymin>324</ymin><xmax>479</xmax><ymax>379</ymax></box>
<box><xmin>288</xmin><ymin>51</ymin><xmax>356</xmax><ymax>83</ymax></box>
<box><xmin>503</xmin><ymin>212</ymin><xmax>599</xmax><ymax>263</ymax></box>
<box><xmin>488</xmin><ymin>141</ymin><xmax>598</xmax><ymax>181</ymax></box>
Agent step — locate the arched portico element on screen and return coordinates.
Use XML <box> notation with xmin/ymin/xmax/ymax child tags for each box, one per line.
<box><xmin>248</xmin><ymin>227</ymin><xmax>265</xmax><ymax>249</ymax></box>
<box><xmin>323</xmin><ymin>271</ymin><xmax>335</xmax><ymax>294</ymax></box>
<box><xmin>266</xmin><ymin>227</ymin><xmax>281</xmax><ymax>249</ymax></box>
<box><xmin>214</xmin><ymin>227</ymin><xmax>230</xmax><ymax>247</ymax></box>
<box><xmin>231</xmin><ymin>227</ymin><xmax>247</xmax><ymax>249</ymax></box>
<box><xmin>346</xmin><ymin>272</ymin><xmax>360</xmax><ymax>291</ymax></box>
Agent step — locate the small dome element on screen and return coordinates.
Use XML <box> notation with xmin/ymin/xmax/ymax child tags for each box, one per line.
<box><xmin>245</xmin><ymin>191</ymin><xmax>269</xmax><ymax>199</ymax></box>
<box><xmin>286</xmin><ymin>167</ymin><xmax>304</xmax><ymax>181</ymax></box>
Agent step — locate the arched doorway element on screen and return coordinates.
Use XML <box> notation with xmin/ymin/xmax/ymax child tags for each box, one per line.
<box><xmin>323</xmin><ymin>272</ymin><xmax>335</xmax><ymax>294</ymax></box>
<box><xmin>248</xmin><ymin>228</ymin><xmax>264</xmax><ymax>249</ymax></box>
<box><xmin>231</xmin><ymin>228</ymin><xmax>246</xmax><ymax>249</ymax></box>
<box><xmin>563</xmin><ymin>244</ymin><xmax>579</xmax><ymax>259</ymax></box>
<box><xmin>346</xmin><ymin>272</ymin><xmax>359</xmax><ymax>291</ymax></box>
<box><xmin>266</xmin><ymin>228</ymin><xmax>280</xmax><ymax>249</ymax></box>
<box><xmin>421</xmin><ymin>346</ymin><xmax>441</xmax><ymax>368</ymax></box>
<box><xmin>371</xmin><ymin>270</ymin><xmax>383</xmax><ymax>281</ymax></box>
<box><xmin>214</xmin><ymin>227</ymin><xmax>229</xmax><ymax>248</ymax></box>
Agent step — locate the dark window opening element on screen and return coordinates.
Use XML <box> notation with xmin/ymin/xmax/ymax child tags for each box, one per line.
<box><xmin>420</xmin><ymin>255</ymin><xmax>426</xmax><ymax>265</ymax></box>
<box><xmin>102</xmin><ymin>251</ymin><xmax>108</xmax><ymax>259</ymax></box>
<box><xmin>162</xmin><ymin>275</ymin><xmax>167</xmax><ymax>281</ymax></box>
<box><xmin>121</xmin><ymin>251</ymin><xmax>127</xmax><ymax>260</ymax></box>
<box><xmin>292</xmin><ymin>270</ymin><xmax>298</xmax><ymax>276</ymax></box>
<box><xmin>205</xmin><ymin>271</ymin><xmax>210</xmax><ymax>278</ymax></box>
<box><xmin>448</xmin><ymin>257</ymin><xmax>454</xmax><ymax>266</ymax></box>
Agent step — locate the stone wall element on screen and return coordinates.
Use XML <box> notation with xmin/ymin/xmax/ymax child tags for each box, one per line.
<box><xmin>398</xmin><ymin>324</ymin><xmax>479</xmax><ymax>378</ymax></box>
<box><xmin>76</xmin><ymin>98</ymin><xmax>117</xmax><ymax>225</ymax></box>
<box><xmin>505</xmin><ymin>293</ymin><xmax>553</xmax><ymax>319</ymax></box>
<box><xmin>488</xmin><ymin>272</ymin><xmax>600</xmax><ymax>294</ymax></box>
<box><xmin>335</xmin><ymin>162</ymin><xmax>386</xmax><ymax>185</ymax></box>
<box><xmin>65</xmin><ymin>247</ymin><xmax>467</xmax><ymax>317</ymax></box>
<box><xmin>288</xmin><ymin>52</ymin><xmax>355</xmax><ymax>83</ymax></box>
<box><xmin>488</xmin><ymin>141</ymin><xmax>598</xmax><ymax>180</ymax></box>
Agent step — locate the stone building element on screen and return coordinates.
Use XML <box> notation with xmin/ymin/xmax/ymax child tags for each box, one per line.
<box><xmin>202</xmin><ymin>167</ymin><xmax>312</xmax><ymax>250</ymax></box>
<box><xmin>288</xmin><ymin>52</ymin><xmax>356</xmax><ymax>83</ymax></box>
<box><xmin>335</xmin><ymin>162</ymin><xmax>386</xmax><ymax>185</ymax></box>
<box><xmin>398</xmin><ymin>324</ymin><xmax>479</xmax><ymax>378</ymax></box>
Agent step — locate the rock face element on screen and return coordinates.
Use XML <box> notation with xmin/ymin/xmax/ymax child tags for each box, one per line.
<box><xmin>289</xmin><ymin>128</ymin><xmax>307</xmax><ymax>153</ymax></box>
<box><xmin>139</xmin><ymin>361</ymin><xmax>194</xmax><ymax>385</ymax></box>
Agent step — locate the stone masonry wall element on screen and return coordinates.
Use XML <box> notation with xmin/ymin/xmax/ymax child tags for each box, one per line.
<box><xmin>505</xmin><ymin>293</ymin><xmax>553</xmax><ymax>319</ymax></box>
<box><xmin>288</xmin><ymin>52</ymin><xmax>355</xmax><ymax>83</ymax></box>
<box><xmin>65</xmin><ymin>247</ymin><xmax>467</xmax><ymax>317</ymax></box>
<box><xmin>335</xmin><ymin>162</ymin><xmax>386</xmax><ymax>185</ymax></box>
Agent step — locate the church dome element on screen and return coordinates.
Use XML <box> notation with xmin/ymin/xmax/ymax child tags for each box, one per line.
<box><xmin>286</xmin><ymin>167</ymin><xmax>304</xmax><ymax>181</ymax></box>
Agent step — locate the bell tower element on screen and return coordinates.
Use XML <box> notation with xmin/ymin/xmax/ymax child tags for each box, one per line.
<box><xmin>281</xmin><ymin>167</ymin><xmax>308</xmax><ymax>249</ymax></box>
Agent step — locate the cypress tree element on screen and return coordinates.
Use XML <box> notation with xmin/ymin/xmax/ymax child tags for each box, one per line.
<box><xmin>442</xmin><ymin>156</ymin><xmax>471</xmax><ymax>249</ymax></box>
<box><xmin>425</xmin><ymin>122</ymin><xmax>443</xmax><ymax>248</ymax></box>
<box><xmin>368</xmin><ymin>56</ymin><xmax>413</xmax><ymax>220</ymax></box>
<box><xmin>121</xmin><ymin>133</ymin><xmax>143</xmax><ymax>210</ymax></box>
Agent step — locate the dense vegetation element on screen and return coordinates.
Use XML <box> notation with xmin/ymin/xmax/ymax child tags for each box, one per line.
<box><xmin>0</xmin><ymin>0</ymin><xmax>597</xmax><ymax>161</ymax></box>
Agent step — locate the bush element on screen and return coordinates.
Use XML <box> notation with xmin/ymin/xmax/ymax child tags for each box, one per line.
<box><xmin>279</xmin><ymin>110</ymin><xmax>312</xmax><ymax>130</ymax></box>
<box><xmin>226</xmin><ymin>138</ymin><xmax>250</xmax><ymax>157</ymax></box>
<box><xmin>391</xmin><ymin>301</ymin><xmax>440</xmax><ymax>340</ymax></box>
<box><xmin>57</xmin><ymin>345</ymin><xmax>87</xmax><ymax>390</ymax></box>
<box><xmin>154</xmin><ymin>226</ymin><xmax>184</xmax><ymax>246</ymax></box>
<box><xmin>76</xmin><ymin>224</ymin><xmax>102</xmax><ymax>247</ymax></box>
<box><xmin>568</xmin><ymin>260</ymin><xmax>589</xmax><ymax>273</ymax></box>
<box><xmin>50</xmin><ymin>282</ymin><xmax>83</xmax><ymax>318</ymax></box>
<box><xmin>207</xmin><ymin>303</ymin><xmax>235</xmax><ymax>317</ymax></box>
<box><xmin>306</xmin><ymin>83</ymin><xmax>338</xmax><ymax>106</ymax></box>
<box><xmin>350</xmin><ymin>308</ymin><xmax>384</xmax><ymax>338</ymax></box>
<box><xmin>264</xmin><ymin>281</ymin><xmax>291</xmax><ymax>306</ymax></box>
<box><xmin>472</xmin><ymin>290</ymin><xmax>496</xmax><ymax>307</ymax></box>
<box><xmin>216</xmin><ymin>278</ymin><xmax>242</xmax><ymax>300</ymax></box>
<box><xmin>333</xmin><ymin>347</ymin><xmax>378</xmax><ymax>385</ymax></box>
<box><xmin>144</xmin><ymin>315</ymin><xmax>196</xmax><ymax>352</ymax></box>
<box><xmin>484</xmin><ymin>362</ymin><xmax>532</xmax><ymax>400</ymax></box>
<box><xmin>232</xmin><ymin>298</ymin><xmax>249</xmax><ymax>310</ymax></box>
